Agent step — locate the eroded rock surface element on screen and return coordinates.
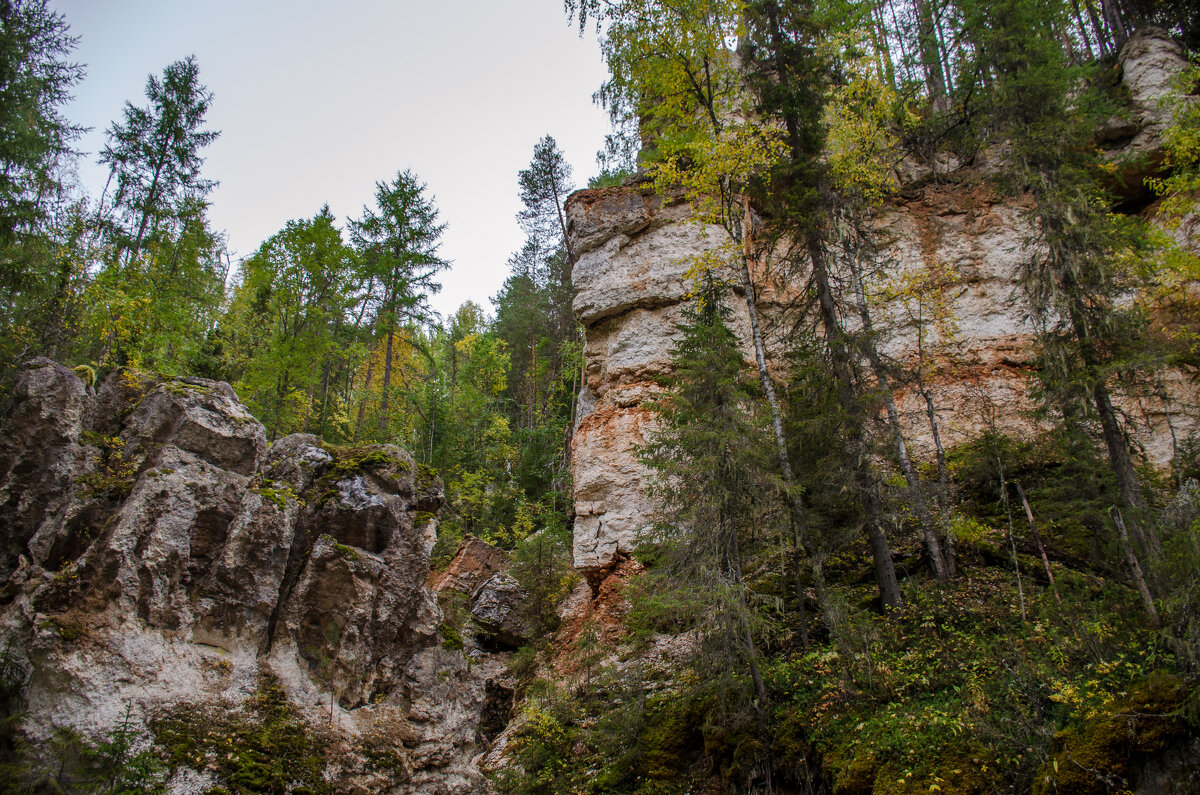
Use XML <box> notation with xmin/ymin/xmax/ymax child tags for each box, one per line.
<box><xmin>565</xmin><ymin>29</ymin><xmax>1198</xmax><ymax>576</ymax></box>
<box><xmin>0</xmin><ymin>361</ymin><xmax>499</xmax><ymax>794</ymax></box>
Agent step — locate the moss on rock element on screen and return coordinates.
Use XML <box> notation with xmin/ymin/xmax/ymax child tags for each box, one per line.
<box><xmin>1034</xmin><ymin>672</ymin><xmax>1189</xmax><ymax>794</ymax></box>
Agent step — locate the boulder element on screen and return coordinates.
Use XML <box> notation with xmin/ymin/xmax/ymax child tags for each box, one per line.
<box><xmin>430</xmin><ymin>535</ymin><xmax>510</xmax><ymax>596</ymax></box>
<box><xmin>470</xmin><ymin>572</ymin><xmax>529</xmax><ymax>649</ymax></box>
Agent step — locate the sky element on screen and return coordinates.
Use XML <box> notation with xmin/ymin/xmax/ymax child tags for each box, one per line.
<box><xmin>51</xmin><ymin>0</ymin><xmax>612</xmax><ymax>319</ymax></box>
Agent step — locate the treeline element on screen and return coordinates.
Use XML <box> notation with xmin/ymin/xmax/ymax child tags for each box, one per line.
<box><xmin>0</xmin><ymin>0</ymin><xmax>583</xmax><ymax>549</ymax></box>
<box><xmin>495</xmin><ymin>0</ymin><xmax>1200</xmax><ymax>792</ymax></box>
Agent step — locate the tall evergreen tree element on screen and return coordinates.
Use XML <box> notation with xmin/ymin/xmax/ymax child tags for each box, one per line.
<box><xmin>494</xmin><ymin>136</ymin><xmax>582</xmax><ymax>512</ymax></box>
<box><xmin>82</xmin><ymin>55</ymin><xmax>224</xmax><ymax>371</ymax></box>
<box><xmin>350</xmin><ymin>169</ymin><xmax>448</xmax><ymax>439</ymax></box>
<box><xmin>99</xmin><ymin>55</ymin><xmax>218</xmax><ymax>267</ymax></box>
<box><xmin>741</xmin><ymin>0</ymin><xmax>910</xmax><ymax>602</ymax></box>
<box><xmin>0</xmin><ymin>0</ymin><xmax>82</xmax><ymax>243</ymax></box>
<box><xmin>0</xmin><ymin>0</ymin><xmax>84</xmax><ymax>388</ymax></box>
<box><xmin>959</xmin><ymin>0</ymin><xmax>1156</xmax><ymax>538</ymax></box>
<box><xmin>517</xmin><ymin>135</ymin><xmax>577</xmax><ymax>267</ymax></box>
<box><xmin>641</xmin><ymin>276</ymin><xmax>774</xmax><ymax>708</ymax></box>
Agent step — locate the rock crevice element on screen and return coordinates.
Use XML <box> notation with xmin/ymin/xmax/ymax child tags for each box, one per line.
<box><xmin>0</xmin><ymin>360</ymin><xmax>495</xmax><ymax>794</ymax></box>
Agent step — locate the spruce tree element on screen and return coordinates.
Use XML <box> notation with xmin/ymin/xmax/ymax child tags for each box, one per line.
<box><xmin>741</xmin><ymin>0</ymin><xmax>909</xmax><ymax>603</ymax></box>
<box><xmin>641</xmin><ymin>276</ymin><xmax>774</xmax><ymax>707</ymax></box>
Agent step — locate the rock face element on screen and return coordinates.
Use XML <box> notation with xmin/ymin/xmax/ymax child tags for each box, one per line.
<box><xmin>469</xmin><ymin>573</ymin><xmax>528</xmax><ymax>649</ymax></box>
<box><xmin>567</xmin><ymin>188</ymin><xmax>771</xmax><ymax>577</ymax></box>
<box><xmin>0</xmin><ymin>360</ymin><xmax>498</xmax><ymax>794</ymax></box>
<box><xmin>566</xmin><ymin>28</ymin><xmax>1198</xmax><ymax>576</ymax></box>
<box><xmin>430</xmin><ymin>535</ymin><xmax>510</xmax><ymax>596</ymax></box>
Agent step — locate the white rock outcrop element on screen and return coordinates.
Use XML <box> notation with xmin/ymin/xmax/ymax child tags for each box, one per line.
<box><xmin>566</xmin><ymin>28</ymin><xmax>1197</xmax><ymax>577</ymax></box>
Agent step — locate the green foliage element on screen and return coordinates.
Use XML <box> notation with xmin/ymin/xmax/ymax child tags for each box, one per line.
<box><xmin>82</xmin><ymin>55</ymin><xmax>225</xmax><ymax>373</ymax></box>
<box><xmin>250</xmin><ymin>482</ymin><xmax>298</xmax><ymax>511</ymax></box>
<box><xmin>0</xmin><ymin>0</ymin><xmax>82</xmax><ymax>235</ymax></box>
<box><xmin>495</xmin><ymin>685</ymin><xmax>584</xmax><ymax>795</ymax></box>
<box><xmin>0</xmin><ymin>0</ymin><xmax>86</xmax><ymax>393</ymax></box>
<box><xmin>438</xmin><ymin>590</ymin><xmax>469</xmax><ymax>651</ymax></box>
<box><xmin>98</xmin><ymin>55</ymin><xmax>218</xmax><ymax>265</ymax></box>
<box><xmin>1035</xmin><ymin>672</ymin><xmax>1189</xmax><ymax>794</ymax></box>
<box><xmin>76</xmin><ymin>435</ymin><xmax>139</xmax><ymax>500</ymax></box>
<box><xmin>38</xmin><ymin>616</ymin><xmax>83</xmax><ymax>641</ymax></box>
<box><xmin>509</xmin><ymin>529</ymin><xmax>577</xmax><ymax>643</ymax></box>
<box><xmin>81</xmin><ymin>706</ymin><xmax>168</xmax><ymax>795</ymax></box>
<box><xmin>225</xmin><ymin>207</ymin><xmax>361</xmax><ymax>440</ymax></box>
<box><xmin>586</xmin><ymin>169</ymin><xmax>631</xmax><ymax>188</ymax></box>
<box><xmin>1148</xmin><ymin>58</ymin><xmax>1200</xmax><ymax>223</ymax></box>
<box><xmin>3</xmin><ymin>705</ymin><xmax>167</xmax><ymax>795</ymax></box>
<box><xmin>153</xmin><ymin>675</ymin><xmax>332</xmax><ymax>794</ymax></box>
<box><xmin>946</xmin><ymin>429</ymin><xmax>1122</xmax><ymax>565</ymax></box>
<box><xmin>769</xmin><ymin>569</ymin><xmax>1170</xmax><ymax>792</ymax></box>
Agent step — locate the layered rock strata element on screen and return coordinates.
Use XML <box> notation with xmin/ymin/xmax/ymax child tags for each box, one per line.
<box><xmin>567</xmin><ymin>189</ymin><xmax>774</xmax><ymax>577</ymax></box>
<box><xmin>0</xmin><ymin>360</ymin><xmax>500</xmax><ymax>794</ymax></box>
<box><xmin>566</xmin><ymin>28</ymin><xmax>1197</xmax><ymax>577</ymax></box>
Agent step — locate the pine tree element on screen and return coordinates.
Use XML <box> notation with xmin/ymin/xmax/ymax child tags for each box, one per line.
<box><xmin>84</xmin><ymin>56</ymin><xmax>224</xmax><ymax>371</ymax></box>
<box><xmin>517</xmin><ymin>135</ymin><xmax>577</xmax><ymax>267</ymax></box>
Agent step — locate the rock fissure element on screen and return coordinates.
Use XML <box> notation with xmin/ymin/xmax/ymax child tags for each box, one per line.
<box><xmin>0</xmin><ymin>360</ymin><xmax>504</xmax><ymax>794</ymax></box>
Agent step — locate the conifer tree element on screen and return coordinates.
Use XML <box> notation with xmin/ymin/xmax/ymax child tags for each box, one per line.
<box><xmin>494</xmin><ymin>136</ymin><xmax>582</xmax><ymax>508</ymax></box>
<box><xmin>0</xmin><ymin>0</ymin><xmax>82</xmax><ymax>244</ymax></box>
<box><xmin>641</xmin><ymin>275</ymin><xmax>773</xmax><ymax>706</ymax></box>
<box><xmin>99</xmin><ymin>55</ymin><xmax>218</xmax><ymax>268</ymax></box>
<box><xmin>350</xmin><ymin>169</ymin><xmax>448</xmax><ymax>439</ymax></box>
<box><xmin>0</xmin><ymin>0</ymin><xmax>85</xmax><ymax>388</ymax></box>
<box><xmin>958</xmin><ymin>0</ymin><xmax>1160</xmax><ymax>570</ymax></box>
<box><xmin>741</xmin><ymin>0</ymin><xmax>909</xmax><ymax>603</ymax></box>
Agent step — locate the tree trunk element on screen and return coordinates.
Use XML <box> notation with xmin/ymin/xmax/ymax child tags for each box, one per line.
<box><xmin>808</xmin><ymin>232</ymin><xmax>903</xmax><ymax>608</ymax></box>
<box><xmin>914</xmin><ymin>0</ymin><xmax>949</xmax><ymax>110</ymax></box>
<box><xmin>354</xmin><ymin>353</ymin><xmax>376</xmax><ymax>443</ymax></box>
<box><xmin>726</xmin><ymin>509</ymin><xmax>768</xmax><ymax>705</ymax></box>
<box><xmin>127</xmin><ymin>140</ymin><xmax>171</xmax><ymax>267</ymax></box>
<box><xmin>922</xmin><ymin>386</ymin><xmax>956</xmax><ymax>576</ymax></box>
<box><xmin>1112</xmin><ymin>507</ymin><xmax>1160</xmax><ymax>628</ymax></box>
<box><xmin>998</xmin><ymin>462</ymin><xmax>1027</xmax><ymax>622</ymax></box>
<box><xmin>1015</xmin><ymin>481</ymin><xmax>1059</xmax><ymax>598</ymax></box>
<box><xmin>1091</xmin><ymin>378</ymin><xmax>1163</xmax><ymax>561</ymax></box>
<box><xmin>849</xmin><ymin>253</ymin><xmax>948</xmax><ymax>580</ymax></box>
<box><xmin>1101</xmin><ymin>0</ymin><xmax>1128</xmax><ymax>50</ymax></box>
<box><xmin>380</xmin><ymin>324</ymin><xmax>395</xmax><ymax>439</ymax></box>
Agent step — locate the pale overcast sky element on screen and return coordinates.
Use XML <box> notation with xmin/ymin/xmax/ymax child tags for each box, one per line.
<box><xmin>51</xmin><ymin>0</ymin><xmax>612</xmax><ymax>319</ymax></box>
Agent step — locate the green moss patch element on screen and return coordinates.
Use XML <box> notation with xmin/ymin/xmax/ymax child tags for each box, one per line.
<box><xmin>153</xmin><ymin>674</ymin><xmax>332</xmax><ymax>794</ymax></box>
<box><xmin>1035</xmin><ymin>672</ymin><xmax>1190</xmax><ymax>794</ymax></box>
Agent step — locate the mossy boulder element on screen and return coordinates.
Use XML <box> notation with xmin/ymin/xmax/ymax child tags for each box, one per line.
<box><xmin>1034</xmin><ymin>672</ymin><xmax>1190</xmax><ymax>794</ymax></box>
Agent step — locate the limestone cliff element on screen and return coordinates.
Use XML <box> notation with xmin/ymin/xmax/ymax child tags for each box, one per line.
<box><xmin>566</xmin><ymin>27</ymin><xmax>1197</xmax><ymax>576</ymax></box>
<box><xmin>0</xmin><ymin>360</ymin><xmax>508</xmax><ymax>794</ymax></box>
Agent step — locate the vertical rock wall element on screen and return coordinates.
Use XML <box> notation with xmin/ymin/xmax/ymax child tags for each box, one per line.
<box><xmin>566</xmin><ymin>28</ymin><xmax>1197</xmax><ymax>576</ymax></box>
<box><xmin>567</xmin><ymin>189</ymin><xmax>767</xmax><ymax>579</ymax></box>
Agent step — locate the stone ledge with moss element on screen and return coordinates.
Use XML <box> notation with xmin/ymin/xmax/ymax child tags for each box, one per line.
<box><xmin>0</xmin><ymin>359</ymin><xmax>508</xmax><ymax>794</ymax></box>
